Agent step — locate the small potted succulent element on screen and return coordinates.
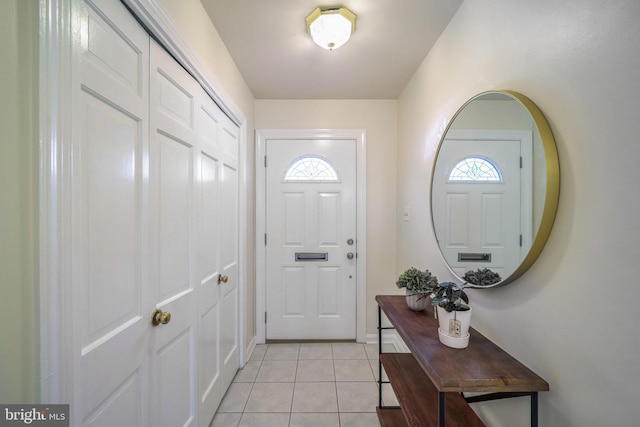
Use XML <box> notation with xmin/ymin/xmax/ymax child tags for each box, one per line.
<box><xmin>462</xmin><ymin>268</ymin><xmax>502</xmax><ymax>287</ymax></box>
<box><xmin>396</xmin><ymin>267</ymin><xmax>438</xmax><ymax>311</ymax></box>
<box><xmin>431</xmin><ymin>281</ymin><xmax>472</xmax><ymax>348</ymax></box>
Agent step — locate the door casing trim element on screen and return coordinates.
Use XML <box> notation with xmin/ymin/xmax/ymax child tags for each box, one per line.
<box><xmin>255</xmin><ymin>129</ymin><xmax>367</xmax><ymax>343</ymax></box>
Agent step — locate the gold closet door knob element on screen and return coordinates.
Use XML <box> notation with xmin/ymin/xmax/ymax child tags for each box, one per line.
<box><xmin>151</xmin><ymin>309</ymin><xmax>171</xmax><ymax>326</ymax></box>
<box><xmin>217</xmin><ymin>274</ymin><xmax>229</xmax><ymax>284</ymax></box>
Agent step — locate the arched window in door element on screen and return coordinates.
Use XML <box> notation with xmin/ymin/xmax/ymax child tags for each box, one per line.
<box><xmin>284</xmin><ymin>155</ymin><xmax>340</xmax><ymax>182</ymax></box>
<box><xmin>448</xmin><ymin>156</ymin><xmax>502</xmax><ymax>182</ymax></box>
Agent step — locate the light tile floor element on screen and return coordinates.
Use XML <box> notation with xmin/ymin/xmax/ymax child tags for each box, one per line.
<box><xmin>210</xmin><ymin>342</ymin><xmax>399</xmax><ymax>427</ymax></box>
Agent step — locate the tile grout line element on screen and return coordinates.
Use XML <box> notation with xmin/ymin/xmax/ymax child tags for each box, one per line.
<box><xmin>215</xmin><ymin>343</ymin><xmax>384</xmax><ymax>426</ymax></box>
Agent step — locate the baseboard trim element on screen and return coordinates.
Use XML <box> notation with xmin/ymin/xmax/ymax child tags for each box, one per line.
<box><xmin>243</xmin><ymin>336</ymin><xmax>257</xmax><ymax>367</ymax></box>
<box><xmin>365</xmin><ymin>332</ymin><xmax>409</xmax><ymax>353</ymax></box>
<box><xmin>245</xmin><ymin>332</ymin><xmax>409</xmax><ymax>356</ymax></box>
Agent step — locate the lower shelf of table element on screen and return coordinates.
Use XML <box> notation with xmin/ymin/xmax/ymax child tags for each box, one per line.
<box><xmin>379</xmin><ymin>353</ymin><xmax>485</xmax><ymax>427</ymax></box>
<box><xmin>376</xmin><ymin>407</ymin><xmax>407</xmax><ymax>427</ymax></box>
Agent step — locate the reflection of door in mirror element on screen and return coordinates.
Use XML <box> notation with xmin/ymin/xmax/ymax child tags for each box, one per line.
<box><xmin>432</xmin><ymin>130</ymin><xmax>533</xmax><ymax>277</ymax></box>
<box><xmin>431</xmin><ymin>91</ymin><xmax>559</xmax><ymax>286</ymax></box>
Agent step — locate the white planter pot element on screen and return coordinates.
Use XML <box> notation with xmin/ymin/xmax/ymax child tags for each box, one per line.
<box><xmin>405</xmin><ymin>290</ymin><xmax>430</xmax><ymax>311</ymax></box>
<box><xmin>436</xmin><ymin>306</ymin><xmax>472</xmax><ymax>347</ymax></box>
<box><xmin>438</xmin><ymin>328</ymin><xmax>470</xmax><ymax>349</ymax></box>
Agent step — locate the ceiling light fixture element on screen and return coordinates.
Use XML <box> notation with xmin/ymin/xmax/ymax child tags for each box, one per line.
<box><xmin>305</xmin><ymin>5</ymin><xmax>356</xmax><ymax>50</ymax></box>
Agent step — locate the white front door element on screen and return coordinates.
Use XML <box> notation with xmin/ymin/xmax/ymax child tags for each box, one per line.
<box><xmin>265</xmin><ymin>139</ymin><xmax>357</xmax><ymax>340</ymax></box>
<box><xmin>432</xmin><ymin>130</ymin><xmax>532</xmax><ymax>277</ymax></box>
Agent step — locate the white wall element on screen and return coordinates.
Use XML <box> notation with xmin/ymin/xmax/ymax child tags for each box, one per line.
<box><xmin>397</xmin><ymin>0</ymin><xmax>640</xmax><ymax>425</ymax></box>
<box><xmin>157</xmin><ymin>0</ymin><xmax>253</xmax><ymax>115</ymax></box>
<box><xmin>0</xmin><ymin>0</ymin><xmax>38</xmax><ymax>403</ymax></box>
<box><xmin>255</xmin><ymin>100</ymin><xmax>399</xmax><ymax>334</ymax></box>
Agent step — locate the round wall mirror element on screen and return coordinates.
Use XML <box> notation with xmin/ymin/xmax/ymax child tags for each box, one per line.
<box><xmin>431</xmin><ymin>90</ymin><xmax>559</xmax><ymax>287</ymax></box>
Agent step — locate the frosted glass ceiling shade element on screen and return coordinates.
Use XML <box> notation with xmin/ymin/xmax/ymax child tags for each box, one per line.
<box><xmin>305</xmin><ymin>6</ymin><xmax>356</xmax><ymax>50</ymax></box>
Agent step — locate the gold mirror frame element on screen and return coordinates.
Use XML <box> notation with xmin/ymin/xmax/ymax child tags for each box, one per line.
<box><xmin>431</xmin><ymin>90</ymin><xmax>560</xmax><ymax>287</ymax></box>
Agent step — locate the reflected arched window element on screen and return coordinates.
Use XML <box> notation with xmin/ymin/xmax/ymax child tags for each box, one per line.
<box><xmin>284</xmin><ymin>155</ymin><xmax>339</xmax><ymax>182</ymax></box>
<box><xmin>448</xmin><ymin>157</ymin><xmax>502</xmax><ymax>182</ymax></box>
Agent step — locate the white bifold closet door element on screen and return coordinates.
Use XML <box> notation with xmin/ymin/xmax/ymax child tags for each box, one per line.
<box><xmin>69</xmin><ymin>0</ymin><xmax>239</xmax><ymax>425</ymax></box>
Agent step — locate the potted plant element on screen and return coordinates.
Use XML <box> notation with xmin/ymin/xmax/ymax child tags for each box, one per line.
<box><xmin>462</xmin><ymin>268</ymin><xmax>502</xmax><ymax>287</ymax></box>
<box><xmin>431</xmin><ymin>281</ymin><xmax>472</xmax><ymax>348</ymax></box>
<box><xmin>396</xmin><ymin>267</ymin><xmax>438</xmax><ymax>311</ymax></box>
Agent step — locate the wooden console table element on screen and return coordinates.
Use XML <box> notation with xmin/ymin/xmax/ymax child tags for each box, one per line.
<box><xmin>376</xmin><ymin>295</ymin><xmax>549</xmax><ymax>427</ymax></box>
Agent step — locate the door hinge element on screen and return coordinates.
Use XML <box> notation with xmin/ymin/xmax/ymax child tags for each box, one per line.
<box><xmin>520</xmin><ymin>156</ymin><xmax>523</xmax><ymax>168</ymax></box>
<box><xmin>520</xmin><ymin>234</ymin><xmax>523</xmax><ymax>247</ymax></box>
<box><xmin>264</xmin><ymin>155</ymin><xmax>267</xmax><ymax>167</ymax></box>
<box><xmin>265</xmin><ymin>312</ymin><xmax>267</xmax><ymax>323</ymax></box>
<box><xmin>265</xmin><ymin>233</ymin><xmax>267</xmax><ymax>246</ymax></box>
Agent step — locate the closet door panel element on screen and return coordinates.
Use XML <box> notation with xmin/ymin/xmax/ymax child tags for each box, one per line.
<box><xmin>149</xmin><ymin>39</ymin><xmax>199</xmax><ymax>427</ymax></box>
<box><xmin>196</xmin><ymin>93</ymin><xmax>240</xmax><ymax>424</ymax></box>
<box><xmin>68</xmin><ymin>2</ymin><xmax>240</xmax><ymax>426</ymax></box>
<box><xmin>196</xmin><ymin>95</ymin><xmax>225</xmax><ymax>424</ymax></box>
<box><xmin>71</xmin><ymin>0</ymin><xmax>150</xmax><ymax>425</ymax></box>
<box><xmin>218</xmin><ymin>116</ymin><xmax>240</xmax><ymax>390</ymax></box>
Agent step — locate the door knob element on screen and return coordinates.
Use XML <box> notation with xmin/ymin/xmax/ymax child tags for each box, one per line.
<box><xmin>346</xmin><ymin>252</ymin><xmax>354</xmax><ymax>260</ymax></box>
<box><xmin>217</xmin><ymin>274</ymin><xmax>229</xmax><ymax>284</ymax></box>
<box><xmin>151</xmin><ymin>309</ymin><xmax>171</xmax><ymax>326</ymax></box>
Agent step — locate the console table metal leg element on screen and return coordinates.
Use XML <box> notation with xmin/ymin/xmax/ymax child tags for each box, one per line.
<box><xmin>438</xmin><ymin>392</ymin><xmax>445</xmax><ymax>427</ymax></box>
<box><xmin>531</xmin><ymin>392</ymin><xmax>538</xmax><ymax>427</ymax></box>
<box><xmin>378</xmin><ymin>306</ymin><xmax>383</xmax><ymax>408</ymax></box>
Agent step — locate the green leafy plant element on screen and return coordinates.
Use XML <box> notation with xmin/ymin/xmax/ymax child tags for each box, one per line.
<box><xmin>462</xmin><ymin>268</ymin><xmax>502</xmax><ymax>287</ymax></box>
<box><xmin>431</xmin><ymin>281</ymin><xmax>470</xmax><ymax>312</ymax></box>
<box><xmin>396</xmin><ymin>267</ymin><xmax>439</xmax><ymax>295</ymax></box>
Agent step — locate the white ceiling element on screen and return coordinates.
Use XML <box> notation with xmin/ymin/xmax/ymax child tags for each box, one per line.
<box><xmin>200</xmin><ymin>0</ymin><xmax>463</xmax><ymax>99</ymax></box>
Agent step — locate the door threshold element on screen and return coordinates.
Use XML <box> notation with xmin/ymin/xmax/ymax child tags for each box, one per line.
<box><xmin>266</xmin><ymin>339</ymin><xmax>356</xmax><ymax>344</ymax></box>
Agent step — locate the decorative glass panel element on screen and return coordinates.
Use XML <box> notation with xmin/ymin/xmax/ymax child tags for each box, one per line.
<box><xmin>448</xmin><ymin>157</ymin><xmax>502</xmax><ymax>182</ymax></box>
<box><xmin>284</xmin><ymin>155</ymin><xmax>339</xmax><ymax>182</ymax></box>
